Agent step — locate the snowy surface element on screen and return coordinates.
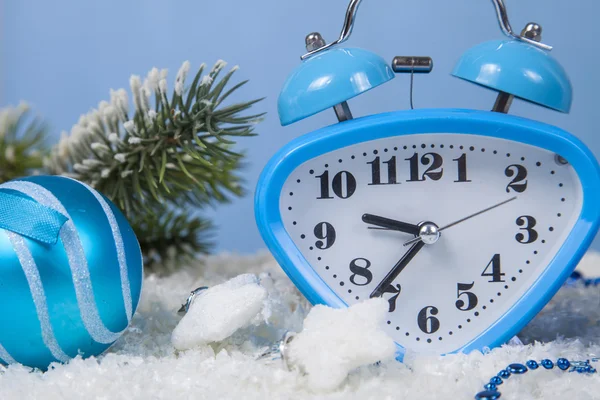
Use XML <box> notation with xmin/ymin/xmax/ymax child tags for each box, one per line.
<box><xmin>2</xmin><ymin>250</ymin><xmax>600</xmax><ymax>399</ymax></box>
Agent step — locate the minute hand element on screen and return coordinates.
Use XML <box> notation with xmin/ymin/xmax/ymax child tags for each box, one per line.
<box><xmin>403</xmin><ymin>196</ymin><xmax>518</xmax><ymax>246</ymax></box>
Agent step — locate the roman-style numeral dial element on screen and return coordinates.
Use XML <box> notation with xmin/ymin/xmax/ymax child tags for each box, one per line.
<box><xmin>279</xmin><ymin>133</ymin><xmax>582</xmax><ymax>354</ymax></box>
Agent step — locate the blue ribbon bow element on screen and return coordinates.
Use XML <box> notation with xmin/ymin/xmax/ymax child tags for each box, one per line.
<box><xmin>0</xmin><ymin>190</ymin><xmax>68</xmax><ymax>244</ymax></box>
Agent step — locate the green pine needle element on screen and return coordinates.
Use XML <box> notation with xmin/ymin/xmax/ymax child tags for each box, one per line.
<box><xmin>0</xmin><ymin>103</ymin><xmax>48</xmax><ymax>182</ymax></box>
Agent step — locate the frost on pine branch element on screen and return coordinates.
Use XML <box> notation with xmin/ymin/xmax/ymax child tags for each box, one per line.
<box><xmin>44</xmin><ymin>61</ymin><xmax>263</xmax><ymax>272</ymax></box>
<box><xmin>0</xmin><ymin>102</ymin><xmax>48</xmax><ymax>182</ymax></box>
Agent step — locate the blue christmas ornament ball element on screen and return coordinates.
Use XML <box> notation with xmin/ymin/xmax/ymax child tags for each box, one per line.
<box><xmin>0</xmin><ymin>175</ymin><xmax>143</xmax><ymax>370</ymax></box>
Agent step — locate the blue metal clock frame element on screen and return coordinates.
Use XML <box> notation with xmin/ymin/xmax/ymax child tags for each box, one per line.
<box><xmin>255</xmin><ymin>109</ymin><xmax>600</xmax><ymax>361</ymax></box>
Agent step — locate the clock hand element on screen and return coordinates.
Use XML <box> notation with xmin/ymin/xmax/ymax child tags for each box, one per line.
<box><xmin>362</xmin><ymin>214</ymin><xmax>421</xmax><ymax>235</ymax></box>
<box><xmin>438</xmin><ymin>196</ymin><xmax>518</xmax><ymax>232</ymax></box>
<box><xmin>370</xmin><ymin>240</ymin><xmax>425</xmax><ymax>298</ymax></box>
<box><xmin>403</xmin><ymin>196</ymin><xmax>518</xmax><ymax>246</ymax></box>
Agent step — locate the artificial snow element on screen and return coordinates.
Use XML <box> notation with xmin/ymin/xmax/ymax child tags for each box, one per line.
<box><xmin>159</xmin><ymin>79</ymin><xmax>168</xmax><ymax>96</ymax></box>
<box><xmin>200</xmin><ymin>75</ymin><xmax>213</xmax><ymax>86</ymax></box>
<box><xmin>286</xmin><ymin>298</ymin><xmax>397</xmax><ymax>391</ymax></box>
<box><xmin>107</xmin><ymin>133</ymin><xmax>120</xmax><ymax>143</ymax></box>
<box><xmin>171</xmin><ymin>274</ymin><xmax>268</xmax><ymax>350</ymax></box>
<box><xmin>4</xmin><ymin>145</ymin><xmax>15</xmax><ymax>162</ymax></box>
<box><xmin>90</xmin><ymin>142</ymin><xmax>110</xmax><ymax>153</ymax></box>
<box><xmin>123</xmin><ymin>120</ymin><xmax>135</xmax><ymax>135</ymax></box>
<box><xmin>175</xmin><ymin>61</ymin><xmax>191</xmax><ymax>96</ymax></box>
<box><xmin>109</xmin><ymin>88</ymin><xmax>129</xmax><ymax>120</ymax></box>
<box><xmin>1</xmin><ymin>251</ymin><xmax>600</xmax><ymax>399</ymax></box>
<box><xmin>113</xmin><ymin>153</ymin><xmax>127</xmax><ymax>163</ymax></box>
<box><xmin>144</xmin><ymin>68</ymin><xmax>160</xmax><ymax>91</ymax></box>
<box><xmin>129</xmin><ymin>75</ymin><xmax>143</xmax><ymax>113</ymax></box>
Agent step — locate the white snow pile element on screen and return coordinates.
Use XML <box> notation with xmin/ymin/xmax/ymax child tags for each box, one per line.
<box><xmin>285</xmin><ymin>298</ymin><xmax>397</xmax><ymax>391</ymax></box>
<box><xmin>1</xmin><ymin>250</ymin><xmax>600</xmax><ymax>399</ymax></box>
<box><xmin>171</xmin><ymin>273</ymin><xmax>268</xmax><ymax>350</ymax></box>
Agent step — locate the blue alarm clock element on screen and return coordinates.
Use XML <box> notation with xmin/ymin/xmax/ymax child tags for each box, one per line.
<box><xmin>255</xmin><ymin>0</ymin><xmax>600</xmax><ymax>360</ymax></box>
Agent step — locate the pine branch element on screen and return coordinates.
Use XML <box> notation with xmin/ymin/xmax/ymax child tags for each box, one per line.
<box><xmin>44</xmin><ymin>61</ymin><xmax>264</xmax><ymax>217</ymax></box>
<box><xmin>40</xmin><ymin>61</ymin><xmax>263</xmax><ymax>272</ymax></box>
<box><xmin>0</xmin><ymin>103</ymin><xmax>48</xmax><ymax>183</ymax></box>
<box><xmin>132</xmin><ymin>205</ymin><xmax>214</xmax><ymax>275</ymax></box>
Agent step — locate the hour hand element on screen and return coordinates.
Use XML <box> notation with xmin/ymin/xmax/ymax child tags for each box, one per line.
<box><xmin>362</xmin><ymin>214</ymin><xmax>420</xmax><ymax>236</ymax></box>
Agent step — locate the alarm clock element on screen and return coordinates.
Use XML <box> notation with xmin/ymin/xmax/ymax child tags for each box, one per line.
<box><xmin>255</xmin><ymin>0</ymin><xmax>600</xmax><ymax>360</ymax></box>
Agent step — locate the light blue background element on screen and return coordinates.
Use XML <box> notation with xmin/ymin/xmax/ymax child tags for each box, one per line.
<box><xmin>2</xmin><ymin>0</ymin><xmax>599</xmax><ymax>254</ymax></box>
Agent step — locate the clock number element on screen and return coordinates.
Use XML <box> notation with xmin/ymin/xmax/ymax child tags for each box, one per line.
<box><xmin>453</xmin><ymin>154</ymin><xmax>472</xmax><ymax>183</ymax></box>
<box><xmin>349</xmin><ymin>258</ymin><xmax>373</xmax><ymax>286</ymax></box>
<box><xmin>406</xmin><ymin>153</ymin><xmax>443</xmax><ymax>182</ymax></box>
<box><xmin>455</xmin><ymin>282</ymin><xmax>478</xmax><ymax>311</ymax></box>
<box><xmin>417</xmin><ymin>306</ymin><xmax>440</xmax><ymax>334</ymax></box>
<box><xmin>505</xmin><ymin>165</ymin><xmax>528</xmax><ymax>193</ymax></box>
<box><xmin>381</xmin><ymin>284</ymin><xmax>401</xmax><ymax>313</ymax></box>
<box><xmin>313</xmin><ymin>222</ymin><xmax>336</xmax><ymax>250</ymax></box>
<box><xmin>368</xmin><ymin>156</ymin><xmax>398</xmax><ymax>185</ymax></box>
<box><xmin>316</xmin><ymin>170</ymin><xmax>333</xmax><ymax>199</ymax></box>
<box><xmin>316</xmin><ymin>170</ymin><xmax>357</xmax><ymax>199</ymax></box>
<box><xmin>516</xmin><ymin>216</ymin><xmax>538</xmax><ymax>244</ymax></box>
<box><xmin>482</xmin><ymin>254</ymin><xmax>505</xmax><ymax>282</ymax></box>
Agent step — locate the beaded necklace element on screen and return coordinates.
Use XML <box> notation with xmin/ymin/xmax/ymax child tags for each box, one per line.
<box><xmin>474</xmin><ymin>271</ymin><xmax>599</xmax><ymax>399</ymax></box>
<box><xmin>475</xmin><ymin>358</ymin><xmax>598</xmax><ymax>399</ymax></box>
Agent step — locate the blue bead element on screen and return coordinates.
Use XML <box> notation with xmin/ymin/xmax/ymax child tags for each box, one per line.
<box><xmin>570</xmin><ymin>271</ymin><xmax>583</xmax><ymax>279</ymax></box>
<box><xmin>577</xmin><ymin>365</ymin><xmax>596</xmax><ymax>373</ymax></box>
<box><xmin>498</xmin><ymin>369</ymin><xmax>511</xmax><ymax>379</ymax></box>
<box><xmin>508</xmin><ymin>363</ymin><xmax>528</xmax><ymax>374</ymax></box>
<box><xmin>484</xmin><ymin>383</ymin><xmax>497</xmax><ymax>391</ymax></box>
<box><xmin>541</xmin><ymin>359</ymin><xmax>554</xmax><ymax>369</ymax></box>
<box><xmin>557</xmin><ymin>358</ymin><xmax>570</xmax><ymax>370</ymax></box>
<box><xmin>570</xmin><ymin>271</ymin><xmax>583</xmax><ymax>280</ymax></box>
<box><xmin>490</xmin><ymin>376</ymin><xmax>503</xmax><ymax>385</ymax></box>
<box><xmin>526</xmin><ymin>360</ymin><xmax>539</xmax><ymax>370</ymax></box>
<box><xmin>475</xmin><ymin>390</ymin><xmax>502</xmax><ymax>400</ymax></box>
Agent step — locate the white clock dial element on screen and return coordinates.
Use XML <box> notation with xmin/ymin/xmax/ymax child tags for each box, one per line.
<box><xmin>279</xmin><ymin>133</ymin><xmax>583</xmax><ymax>354</ymax></box>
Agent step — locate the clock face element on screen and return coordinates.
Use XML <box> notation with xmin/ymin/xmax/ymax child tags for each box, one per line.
<box><xmin>279</xmin><ymin>133</ymin><xmax>583</xmax><ymax>355</ymax></box>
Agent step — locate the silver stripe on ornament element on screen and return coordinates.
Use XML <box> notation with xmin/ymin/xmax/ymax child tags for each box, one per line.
<box><xmin>74</xmin><ymin>178</ymin><xmax>134</xmax><ymax>322</ymax></box>
<box><xmin>0</xmin><ymin>342</ymin><xmax>17</xmax><ymax>365</ymax></box>
<box><xmin>2</xmin><ymin>181</ymin><xmax>126</xmax><ymax>344</ymax></box>
<box><xmin>6</xmin><ymin>231</ymin><xmax>70</xmax><ymax>362</ymax></box>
